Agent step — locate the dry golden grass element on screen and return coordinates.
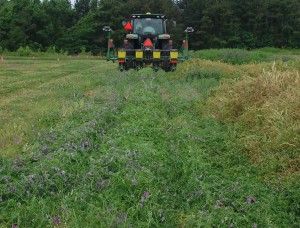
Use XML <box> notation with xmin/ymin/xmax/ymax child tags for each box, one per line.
<box><xmin>208</xmin><ymin>62</ymin><xmax>299</xmax><ymax>120</ymax></box>
<box><xmin>175</xmin><ymin>59</ymin><xmax>241</xmax><ymax>79</ymax></box>
<box><xmin>205</xmin><ymin>60</ymin><xmax>300</xmax><ymax>176</ymax></box>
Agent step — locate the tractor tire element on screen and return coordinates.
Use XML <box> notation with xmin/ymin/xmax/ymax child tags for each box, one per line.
<box><xmin>162</xmin><ymin>60</ymin><xmax>170</xmax><ymax>72</ymax></box>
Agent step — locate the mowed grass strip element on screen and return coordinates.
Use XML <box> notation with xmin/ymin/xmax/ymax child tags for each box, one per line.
<box><xmin>0</xmin><ymin>59</ymin><xmax>114</xmax><ymax>157</ymax></box>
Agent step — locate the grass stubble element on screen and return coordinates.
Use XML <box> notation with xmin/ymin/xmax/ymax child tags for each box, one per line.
<box><xmin>0</xmin><ymin>52</ymin><xmax>299</xmax><ymax>227</ymax></box>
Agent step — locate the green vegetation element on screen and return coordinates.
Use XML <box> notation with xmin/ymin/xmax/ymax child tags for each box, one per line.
<box><xmin>0</xmin><ymin>59</ymin><xmax>108</xmax><ymax>157</ymax></box>
<box><xmin>191</xmin><ymin>48</ymin><xmax>300</xmax><ymax>64</ymax></box>
<box><xmin>0</xmin><ymin>52</ymin><xmax>299</xmax><ymax>226</ymax></box>
<box><xmin>1</xmin><ymin>0</ymin><xmax>300</xmax><ymax>53</ymax></box>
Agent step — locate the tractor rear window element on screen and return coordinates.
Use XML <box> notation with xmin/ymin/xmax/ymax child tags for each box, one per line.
<box><xmin>133</xmin><ymin>18</ymin><xmax>165</xmax><ymax>35</ymax></box>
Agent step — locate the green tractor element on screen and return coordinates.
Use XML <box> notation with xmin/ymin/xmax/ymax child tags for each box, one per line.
<box><xmin>103</xmin><ymin>13</ymin><xmax>194</xmax><ymax>72</ymax></box>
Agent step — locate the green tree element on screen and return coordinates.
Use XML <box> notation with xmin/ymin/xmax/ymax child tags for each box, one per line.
<box><xmin>1</xmin><ymin>0</ymin><xmax>300</xmax><ymax>52</ymax></box>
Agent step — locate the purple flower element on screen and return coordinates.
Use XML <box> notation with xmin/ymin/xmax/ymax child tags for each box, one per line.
<box><xmin>28</xmin><ymin>174</ymin><xmax>35</xmax><ymax>184</ymax></box>
<box><xmin>13</xmin><ymin>158</ymin><xmax>24</xmax><ymax>169</ymax></box>
<box><xmin>53</xmin><ymin>216</ymin><xmax>61</xmax><ymax>225</ymax></box>
<box><xmin>115</xmin><ymin>211</ymin><xmax>127</xmax><ymax>223</ymax></box>
<box><xmin>143</xmin><ymin>191</ymin><xmax>150</xmax><ymax>198</ymax></box>
<box><xmin>26</xmin><ymin>190</ymin><xmax>30</xmax><ymax>197</ymax></box>
<box><xmin>141</xmin><ymin>191</ymin><xmax>150</xmax><ymax>203</ymax></box>
<box><xmin>215</xmin><ymin>200</ymin><xmax>223</xmax><ymax>209</ymax></box>
<box><xmin>13</xmin><ymin>137</ymin><xmax>21</xmax><ymax>144</ymax></box>
<box><xmin>246</xmin><ymin>195</ymin><xmax>256</xmax><ymax>204</ymax></box>
<box><xmin>41</xmin><ymin>146</ymin><xmax>47</xmax><ymax>154</ymax></box>
<box><xmin>81</xmin><ymin>141</ymin><xmax>90</xmax><ymax>150</ymax></box>
<box><xmin>2</xmin><ymin>175</ymin><xmax>10</xmax><ymax>184</ymax></box>
<box><xmin>89</xmin><ymin>120</ymin><xmax>97</xmax><ymax>127</ymax></box>
<box><xmin>98</xmin><ymin>181</ymin><xmax>104</xmax><ymax>188</ymax></box>
<box><xmin>253</xmin><ymin>223</ymin><xmax>257</xmax><ymax>228</ymax></box>
<box><xmin>12</xmin><ymin>224</ymin><xmax>18</xmax><ymax>228</ymax></box>
<box><xmin>99</xmin><ymin>213</ymin><xmax>104</xmax><ymax>219</ymax></box>
<box><xmin>131</xmin><ymin>179</ymin><xmax>138</xmax><ymax>186</ymax></box>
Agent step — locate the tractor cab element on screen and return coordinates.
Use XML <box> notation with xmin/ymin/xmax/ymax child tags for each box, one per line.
<box><xmin>123</xmin><ymin>14</ymin><xmax>172</xmax><ymax>51</ymax></box>
<box><xmin>133</xmin><ymin>17</ymin><xmax>166</xmax><ymax>35</ymax></box>
<box><xmin>124</xmin><ymin>14</ymin><xmax>167</xmax><ymax>34</ymax></box>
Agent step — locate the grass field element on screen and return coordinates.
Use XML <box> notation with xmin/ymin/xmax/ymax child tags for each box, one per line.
<box><xmin>0</xmin><ymin>58</ymin><xmax>109</xmax><ymax>157</ymax></box>
<box><xmin>191</xmin><ymin>48</ymin><xmax>300</xmax><ymax>64</ymax></box>
<box><xmin>0</xmin><ymin>52</ymin><xmax>299</xmax><ymax>227</ymax></box>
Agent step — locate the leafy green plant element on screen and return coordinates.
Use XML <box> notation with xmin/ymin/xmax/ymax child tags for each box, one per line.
<box><xmin>46</xmin><ymin>46</ymin><xmax>56</xmax><ymax>54</ymax></box>
<box><xmin>80</xmin><ymin>46</ymin><xmax>86</xmax><ymax>54</ymax></box>
<box><xmin>16</xmin><ymin>46</ymin><xmax>33</xmax><ymax>56</ymax></box>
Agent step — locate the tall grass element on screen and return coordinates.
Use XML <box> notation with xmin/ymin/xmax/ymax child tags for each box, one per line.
<box><xmin>206</xmin><ymin>60</ymin><xmax>300</xmax><ymax>177</ymax></box>
<box><xmin>191</xmin><ymin>48</ymin><xmax>300</xmax><ymax>64</ymax></box>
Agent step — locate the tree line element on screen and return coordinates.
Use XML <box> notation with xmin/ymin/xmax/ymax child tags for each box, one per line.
<box><xmin>0</xmin><ymin>0</ymin><xmax>299</xmax><ymax>55</ymax></box>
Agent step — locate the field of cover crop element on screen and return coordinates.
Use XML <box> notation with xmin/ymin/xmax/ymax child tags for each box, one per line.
<box><xmin>0</xmin><ymin>50</ymin><xmax>299</xmax><ymax>227</ymax></box>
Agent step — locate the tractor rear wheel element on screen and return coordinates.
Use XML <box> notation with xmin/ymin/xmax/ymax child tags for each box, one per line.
<box><xmin>162</xmin><ymin>60</ymin><xmax>170</xmax><ymax>72</ymax></box>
